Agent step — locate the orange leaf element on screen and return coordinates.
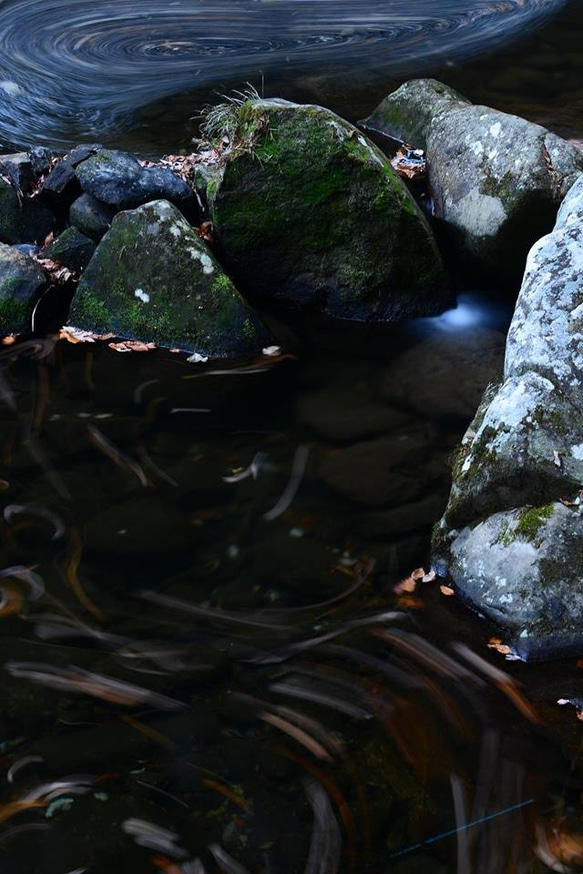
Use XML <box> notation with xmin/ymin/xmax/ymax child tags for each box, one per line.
<box><xmin>440</xmin><ymin>585</ymin><xmax>455</xmax><ymax>596</ymax></box>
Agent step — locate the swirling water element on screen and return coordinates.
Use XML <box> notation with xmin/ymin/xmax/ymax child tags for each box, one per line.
<box><xmin>0</xmin><ymin>0</ymin><xmax>568</xmax><ymax>149</ymax></box>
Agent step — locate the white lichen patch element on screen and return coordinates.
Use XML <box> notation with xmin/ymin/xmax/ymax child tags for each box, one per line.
<box><xmin>450</xmin><ymin>190</ymin><xmax>507</xmax><ymax>238</ymax></box>
<box><xmin>187</xmin><ymin>246</ymin><xmax>214</xmax><ymax>274</ymax></box>
<box><xmin>134</xmin><ymin>288</ymin><xmax>150</xmax><ymax>303</ymax></box>
<box><xmin>489</xmin><ymin>122</ymin><xmax>502</xmax><ymax>138</ymax></box>
<box><xmin>571</xmin><ymin>443</ymin><xmax>583</xmax><ymax>460</ymax></box>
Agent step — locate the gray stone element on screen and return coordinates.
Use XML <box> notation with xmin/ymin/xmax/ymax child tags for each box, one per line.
<box><xmin>0</xmin><ymin>178</ymin><xmax>55</xmax><ymax>245</ymax></box>
<box><xmin>43</xmin><ymin>227</ymin><xmax>96</xmax><ymax>272</ymax></box>
<box><xmin>361</xmin><ymin>78</ymin><xmax>470</xmax><ymax>148</ymax></box>
<box><xmin>445</xmin><ymin>503</ymin><xmax>583</xmax><ymax>659</ymax></box>
<box><xmin>0</xmin><ymin>148</ymin><xmax>52</xmax><ymax>191</ymax></box>
<box><xmin>433</xmin><ymin>172</ymin><xmax>583</xmax><ymax>659</ymax></box>
<box><xmin>69</xmin><ymin>193</ymin><xmax>115</xmax><ymax>242</ymax></box>
<box><xmin>363</xmin><ymin>79</ymin><xmax>583</xmax><ymax>273</ymax></box>
<box><xmin>206</xmin><ymin>97</ymin><xmax>451</xmax><ymax>322</ymax></box>
<box><xmin>296</xmin><ymin>384</ymin><xmax>412</xmax><ymax>442</ymax></box>
<box><xmin>0</xmin><ymin>243</ymin><xmax>47</xmax><ymax>334</ymax></box>
<box><xmin>76</xmin><ymin>149</ymin><xmax>194</xmax><ymax>211</ymax></box>
<box><xmin>69</xmin><ymin>199</ymin><xmax>271</xmax><ymax>358</ymax></box>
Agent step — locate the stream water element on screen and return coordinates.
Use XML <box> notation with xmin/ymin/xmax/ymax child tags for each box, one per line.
<box><xmin>1</xmin><ymin>2</ymin><xmax>583</xmax><ymax>873</ymax></box>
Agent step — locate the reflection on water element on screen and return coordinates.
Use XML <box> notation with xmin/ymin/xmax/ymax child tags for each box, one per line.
<box><xmin>0</xmin><ymin>0</ymin><xmax>566</xmax><ymax>149</ymax></box>
<box><xmin>0</xmin><ymin>300</ymin><xmax>582</xmax><ymax>871</ymax></box>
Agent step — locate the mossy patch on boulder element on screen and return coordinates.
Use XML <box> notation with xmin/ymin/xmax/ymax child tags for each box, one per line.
<box><xmin>205</xmin><ymin>98</ymin><xmax>451</xmax><ymax>322</ymax></box>
<box><xmin>68</xmin><ymin>199</ymin><xmax>271</xmax><ymax>358</ymax></box>
<box><xmin>0</xmin><ymin>242</ymin><xmax>48</xmax><ymax>334</ymax></box>
<box><xmin>43</xmin><ymin>227</ymin><xmax>96</xmax><ymax>272</ymax></box>
<box><xmin>0</xmin><ymin>179</ymin><xmax>55</xmax><ymax>245</ymax></box>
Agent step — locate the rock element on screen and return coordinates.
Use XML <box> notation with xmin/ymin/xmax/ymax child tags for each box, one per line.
<box><xmin>296</xmin><ymin>384</ymin><xmax>412</xmax><ymax>442</ymax></box>
<box><xmin>0</xmin><ymin>147</ymin><xmax>51</xmax><ymax>191</ymax></box>
<box><xmin>434</xmin><ymin>174</ymin><xmax>583</xmax><ymax>658</ymax></box>
<box><xmin>68</xmin><ymin>199</ymin><xmax>271</xmax><ymax>357</ymax></box>
<box><xmin>445</xmin><ymin>503</ymin><xmax>583</xmax><ymax>659</ymax></box>
<box><xmin>381</xmin><ymin>327</ymin><xmax>505</xmax><ymax>421</ymax></box>
<box><xmin>361</xmin><ymin>78</ymin><xmax>470</xmax><ymax>148</ymax></box>
<box><xmin>320</xmin><ymin>429</ymin><xmax>444</xmax><ymax>507</ymax></box>
<box><xmin>69</xmin><ymin>193</ymin><xmax>115</xmax><ymax>241</ymax></box>
<box><xmin>360</xmin><ymin>494</ymin><xmax>448</xmax><ymax>539</ymax></box>
<box><xmin>0</xmin><ymin>178</ymin><xmax>55</xmax><ymax>245</ymax></box>
<box><xmin>40</xmin><ymin>143</ymin><xmax>101</xmax><ymax>205</ymax></box>
<box><xmin>76</xmin><ymin>149</ymin><xmax>195</xmax><ymax>212</ymax></box>
<box><xmin>43</xmin><ymin>226</ymin><xmax>96</xmax><ymax>272</ymax></box>
<box><xmin>206</xmin><ymin>98</ymin><xmax>451</xmax><ymax>322</ymax></box>
<box><xmin>0</xmin><ymin>242</ymin><xmax>47</xmax><ymax>334</ymax></box>
<box><xmin>364</xmin><ymin>79</ymin><xmax>583</xmax><ymax>273</ymax></box>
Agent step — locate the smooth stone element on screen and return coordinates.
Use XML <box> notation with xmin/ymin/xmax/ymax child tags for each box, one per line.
<box><xmin>69</xmin><ymin>193</ymin><xmax>115</xmax><ymax>242</ymax></box>
<box><xmin>43</xmin><ymin>226</ymin><xmax>96</xmax><ymax>272</ymax></box>
<box><xmin>0</xmin><ymin>178</ymin><xmax>55</xmax><ymax>245</ymax></box>
<box><xmin>0</xmin><ymin>242</ymin><xmax>47</xmax><ymax>334</ymax></box>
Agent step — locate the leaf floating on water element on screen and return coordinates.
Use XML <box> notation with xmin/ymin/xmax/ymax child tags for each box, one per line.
<box><xmin>440</xmin><ymin>585</ymin><xmax>455</xmax><ymax>596</ymax></box>
<box><xmin>422</xmin><ymin>569</ymin><xmax>437</xmax><ymax>582</ymax></box>
<box><xmin>1</xmin><ymin>334</ymin><xmax>16</xmax><ymax>345</ymax></box>
<box><xmin>108</xmin><ymin>340</ymin><xmax>156</xmax><ymax>353</ymax></box>
<box><xmin>394</xmin><ymin>576</ymin><xmax>417</xmax><ymax>594</ymax></box>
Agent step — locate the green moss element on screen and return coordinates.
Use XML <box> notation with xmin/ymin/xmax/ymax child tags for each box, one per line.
<box><xmin>497</xmin><ymin>503</ymin><xmax>555</xmax><ymax>548</ymax></box>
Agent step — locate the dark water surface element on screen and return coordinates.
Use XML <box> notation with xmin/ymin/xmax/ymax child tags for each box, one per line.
<box><xmin>2</xmin><ymin>1</ymin><xmax>583</xmax><ymax>872</ymax></box>
<box><xmin>0</xmin><ymin>0</ymin><xmax>574</xmax><ymax>152</ymax></box>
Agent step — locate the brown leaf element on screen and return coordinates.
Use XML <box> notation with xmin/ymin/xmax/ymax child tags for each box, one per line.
<box><xmin>394</xmin><ymin>576</ymin><xmax>417</xmax><ymax>594</ymax></box>
<box><xmin>487</xmin><ymin>637</ymin><xmax>512</xmax><ymax>655</ymax></box>
<box><xmin>411</xmin><ymin>567</ymin><xmax>425</xmax><ymax>580</ymax></box>
<box><xmin>396</xmin><ymin>595</ymin><xmax>425</xmax><ymax>611</ymax></box>
<box><xmin>422</xmin><ymin>569</ymin><xmax>437</xmax><ymax>583</ymax></box>
<box><xmin>108</xmin><ymin>340</ymin><xmax>156</xmax><ymax>354</ymax></box>
<box><xmin>59</xmin><ymin>327</ymin><xmax>116</xmax><ymax>344</ymax></box>
<box><xmin>439</xmin><ymin>585</ymin><xmax>455</xmax><ymax>596</ymax></box>
<box><xmin>1</xmin><ymin>334</ymin><xmax>16</xmax><ymax>345</ymax></box>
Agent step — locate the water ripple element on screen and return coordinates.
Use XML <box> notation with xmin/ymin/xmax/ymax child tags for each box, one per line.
<box><xmin>0</xmin><ymin>0</ymin><xmax>566</xmax><ymax>148</ymax></box>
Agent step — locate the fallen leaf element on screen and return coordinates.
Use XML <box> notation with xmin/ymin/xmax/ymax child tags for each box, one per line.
<box><xmin>108</xmin><ymin>340</ymin><xmax>156</xmax><ymax>353</ymax></box>
<box><xmin>422</xmin><ymin>569</ymin><xmax>436</xmax><ymax>583</ymax></box>
<box><xmin>59</xmin><ymin>327</ymin><xmax>116</xmax><ymax>344</ymax></box>
<box><xmin>487</xmin><ymin>637</ymin><xmax>512</xmax><ymax>655</ymax></box>
<box><xmin>411</xmin><ymin>567</ymin><xmax>425</xmax><ymax>580</ymax></box>
<box><xmin>554</xmin><ymin>450</ymin><xmax>562</xmax><ymax>468</ymax></box>
<box><xmin>394</xmin><ymin>576</ymin><xmax>417</xmax><ymax>594</ymax></box>
<box><xmin>1</xmin><ymin>335</ymin><xmax>16</xmax><ymax>345</ymax></box>
<box><xmin>440</xmin><ymin>585</ymin><xmax>455</xmax><ymax>596</ymax></box>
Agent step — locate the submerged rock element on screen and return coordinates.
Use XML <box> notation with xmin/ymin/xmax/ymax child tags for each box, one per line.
<box><xmin>0</xmin><ymin>178</ymin><xmax>55</xmax><ymax>245</ymax></box>
<box><xmin>365</xmin><ymin>79</ymin><xmax>583</xmax><ymax>273</ymax></box>
<box><xmin>434</xmin><ymin>175</ymin><xmax>583</xmax><ymax>658</ymax></box>
<box><xmin>206</xmin><ymin>98</ymin><xmax>451</xmax><ymax>322</ymax></box>
<box><xmin>76</xmin><ymin>149</ymin><xmax>194</xmax><ymax>212</ymax></box>
<box><xmin>69</xmin><ymin>199</ymin><xmax>271</xmax><ymax>357</ymax></box>
<box><xmin>0</xmin><ymin>242</ymin><xmax>47</xmax><ymax>334</ymax></box>
<box><xmin>43</xmin><ymin>226</ymin><xmax>96</xmax><ymax>272</ymax></box>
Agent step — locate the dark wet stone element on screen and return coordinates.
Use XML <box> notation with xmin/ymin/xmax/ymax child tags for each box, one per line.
<box><xmin>40</xmin><ymin>143</ymin><xmax>102</xmax><ymax>205</ymax></box>
<box><xmin>0</xmin><ymin>242</ymin><xmax>47</xmax><ymax>334</ymax></box>
<box><xmin>0</xmin><ymin>147</ymin><xmax>52</xmax><ymax>190</ymax></box>
<box><xmin>43</xmin><ymin>226</ymin><xmax>96</xmax><ymax>272</ymax></box>
<box><xmin>69</xmin><ymin>199</ymin><xmax>271</xmax><ymax>358</ymax></box>
<box><xmin>76</xmin><ymin>148</ymin><xmax>195</xmax><ymax>211</ymax></box>
<box><xmin>207</xmin><ymin>98</ymin><xmax>451</xmax><ymax>322</ymax></box>
<box><xmin>297</xmin><ymin>383</ymin><xmax>412</xmax><ymax>442</ymax></box>
<box><xmin>0</xmin><ymin>178</ymin><xmax>55</xmax><ymax>245</ymax></box>
<box><xmin>69</xmin><ymin>192</ymin><xmax>115</xmax><ymax>241</ymax></box>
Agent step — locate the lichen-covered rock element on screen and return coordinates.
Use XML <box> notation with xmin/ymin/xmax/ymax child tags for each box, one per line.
<box><xmin>444</xmin><ymin>503</ymin><xmax>583</xmax><ymax>659</ymax></box>
<box><xmin>69</xmin><ymin>199</ymin><xmax>271</xmax><ymax>357</ymax></box>
<box><xmin>361</xmin><ymin>79</ymin><xmax>470</xmax><ymax>148</ymax></box>
<box><xmin>43</xmin><ymin>227</ymin><xmax>96</xmax><ymax>272</ymax></box>
<box><xmin>206</xmin><ymin>98</ymin><xmax>451</xmax><ymax>322</ymax></box>
<box><xmin>0</xmin><ymin>179</ymin><xmax>55</xmax><ymax>245</ymax></box>
<box><xmin>76</xmin><ymin>149</ymin><xmax>194</xmax><ymax>212</ymax></box>
<box><xmin>433</xmin><ymin>174</ymin><xmax>583</xmax><ymax>658</ymax></box>
<box><xmin>69</xmin><ymin>193</ymin><xmax>115</xmax><ymax>242</ymax></box>
<box><xmin>0</xmin><ymin>242</ymin><xmax>47</xmax><ymax>334</ymax></box>
<box><xmin>364</xmin><ymin>79</ymin><xmax>583</xmax><ymax>273</ymax></box>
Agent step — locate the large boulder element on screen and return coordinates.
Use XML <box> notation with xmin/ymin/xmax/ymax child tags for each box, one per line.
<box><xmin>76</xmin><ymin>150</ymin><xmax>194</xmax><ymax>212</ymax></box>
<box><xmin>364</xmin><ymin>80</ymin><xmax>583</xmax><ymax>273</ymax></box>
<box><xmin>0</xmin><ymin>179</ymin><xmax>55</xmax><ymax>245</ymax></box>
<box><xmin>205</xmin><ymin>98</ymin><xmax>451</xmax><ymax>322</ymax></box>
<box><xmin>361</xmin><ymin>79</ymin><xmax>470</xmax><ymax>149</ymax></box>
<box><xmin>0</xmin><ymin>243</ymin><xmax>48</xmax><ymax>334</ymax></box>
<box><xmin>434</xmin><ymin>174</ymin><xmax>583</xmax><ymax>658</ymax></box>
<box><xmin>68</xmin><ymin>199</ymin><xmax>271</xmax><ymax>358</ymax></box>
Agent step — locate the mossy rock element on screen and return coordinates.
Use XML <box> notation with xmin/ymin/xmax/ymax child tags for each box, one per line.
<box><xmin>207</xmin><ymin>98</ymin><xmax>451</xmax><ymax>322</ymax></box>
<box><xmin>68</xmin><ymin>199</ymin><xmax>271</xmax><ymax>357</ymax></box>
<box><xmin>43</xmin><ymin>227</ymin><xmax>96</xmax><ymax>272</ymax></box>
<box><xmin>0</xmin><ymin>242</ymin><xmax>48</xmax><ymax>334</ymax></box>
<box><xmin>0</xmin><ymin>179</ymin><xmax>55</xmax><ymax>245</ymax></box>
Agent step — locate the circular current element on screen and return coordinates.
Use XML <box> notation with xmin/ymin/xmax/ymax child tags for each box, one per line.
<box><xmin>0</xmin><ymin>0</ymin><xmax>568</xmax><ymax>151</ymax></box>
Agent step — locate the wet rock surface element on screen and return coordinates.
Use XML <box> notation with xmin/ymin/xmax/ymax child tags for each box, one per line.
<box><xmin>43</xmin><ymin>226</ymin><xmax>96</xmax><ymax>272</ymax></box>
<box><xmin>76</xmin><ymin>148</ymin><xmax>195</xmax><ymax>211</ymax></box>
<box><xmin>208</xmin><ymin>98</ymin><xmax>451</xmax><ymax>322</ymax></box>
<box><xmin>69</xmin><ymin>198</ymin><xmax>271</xmax><ymax>356</ymax></box>
<box><xmin>0</xmin><ymin>178</ymin><xmax>55</xmax><ymax>245</ymax></box>
<box><xmin>69</xmin><ymin>192</ymin><xmax>115</xmax><ymax>241</ymax></box>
